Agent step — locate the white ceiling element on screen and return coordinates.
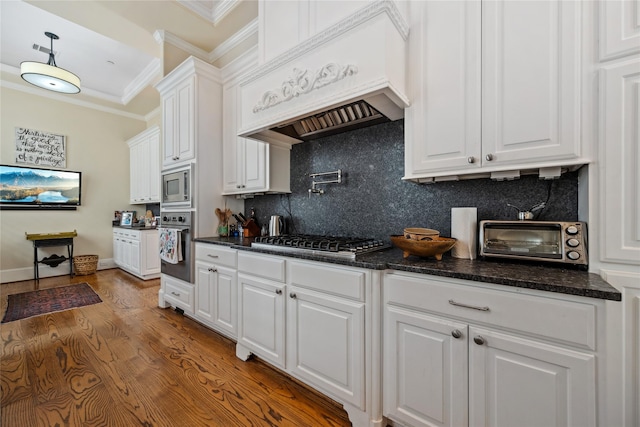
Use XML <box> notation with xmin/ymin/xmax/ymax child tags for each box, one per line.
<box><xmin>0</xmin><ymin>0</ymin><xmax>257</xmax><ymax>119</ymax></box>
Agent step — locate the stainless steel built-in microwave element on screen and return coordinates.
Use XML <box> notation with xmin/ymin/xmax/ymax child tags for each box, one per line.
<box><xmin>162</xmin><ymin>165</ymin><xmax>191</xmax><ymax>206</ymax></box>
<box><xmin>479</xmin><ymin>220</ymin><xmax>588</xmax><ymax>266</ymax></box>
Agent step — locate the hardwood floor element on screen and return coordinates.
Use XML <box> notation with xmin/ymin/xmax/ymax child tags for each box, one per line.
<box><xmin>1</xmin><ymin>269</ymin><xmax>352</xmax><ymax>426</ymax></box>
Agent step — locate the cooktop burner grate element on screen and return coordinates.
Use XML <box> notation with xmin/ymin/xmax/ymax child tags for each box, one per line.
<box><xmin>252</xmin><ymin>234</ymin><xmax>389</xmax><ymax>259</ymax></box>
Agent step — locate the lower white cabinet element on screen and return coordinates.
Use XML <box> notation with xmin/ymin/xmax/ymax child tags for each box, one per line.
<box><xmin>113</xmin><ymin>228</ymin><xmax>160</xmax><ymax>280</ymax></box>
<box><xmin>194</xmin><ymin>243</ymin><xmax>238</xmax><ymax>338</ymax></box>
<box><xmin>383</xmin><ymin>270</ymin><xmax>599</xmax><ymax>427</ymax></box>
<box><xmin>235</xmin><ymin>252</ymin><xmax>377</xmax><ymax>426</ymax></box>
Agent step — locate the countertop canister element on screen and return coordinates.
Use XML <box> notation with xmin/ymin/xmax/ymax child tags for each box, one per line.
<box><xmin>451</xmin><ymin>207</ymin><xmax>478</xmax><ymax>259</ymax></box>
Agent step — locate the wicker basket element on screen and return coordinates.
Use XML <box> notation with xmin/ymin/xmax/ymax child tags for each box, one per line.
<box><xmin>73</xmin><ymin>255</ymin><xmax>99</xmax><ymax>275</ymax></box>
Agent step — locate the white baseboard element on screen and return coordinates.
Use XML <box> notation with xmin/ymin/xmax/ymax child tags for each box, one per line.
<box><xmin>0</xmin><ymin>258</ymin><xmax>116</xmax><ymax>284</ymax></box>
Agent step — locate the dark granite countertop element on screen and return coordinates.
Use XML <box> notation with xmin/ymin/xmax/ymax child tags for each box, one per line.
<box><xmin>194</xmin><ymin>236</ymin><xmax>622</xmax><ymax>302</ymax></box>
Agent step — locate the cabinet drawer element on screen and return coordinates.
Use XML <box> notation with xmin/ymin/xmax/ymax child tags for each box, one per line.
<box><xmin>164</xmin><ymin>278</ymin><xmax>194</xmax><ymax>313</ymax></box>
<box><xmin>288</xmin><ymin>260</ymin><xmax>366</xmax><ymax>301</ymax></box>
<box><xmin>238</xmin><ymin>252</ymin><xmax>285</xmax><ymax>282</ymax></box>
<box><xmin>114</xmin><ymin>229</ymin><xmax>139</xmax><ymax>240</ymax></box>
<box><xmin>384</xmin><ymin>271</ymin><xmax>597</xmax><ymax>350</ymax></box>
<box><xmin>195</xmin><ymin>243</ymin><xmax>237</xmax><ymax>268</ymax></box>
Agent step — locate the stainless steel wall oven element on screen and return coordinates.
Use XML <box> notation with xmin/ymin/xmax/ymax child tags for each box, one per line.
<box><xmin>159</xmin><ymin>211</ymin><xmax>193</xmax><ymax>283</ymax></box>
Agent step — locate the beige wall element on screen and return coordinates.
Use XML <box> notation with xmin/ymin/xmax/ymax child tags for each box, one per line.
<box><xmin>0</xmin><ymin>86</ymin><xmax>148</xmax><ymax>283</ymax></box>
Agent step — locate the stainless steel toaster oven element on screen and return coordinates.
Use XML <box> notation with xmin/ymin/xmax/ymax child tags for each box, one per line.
<box><xmin>479</xmin><ymin>220</ymin><xmax>588</xmax><ymax>266</ymax></box>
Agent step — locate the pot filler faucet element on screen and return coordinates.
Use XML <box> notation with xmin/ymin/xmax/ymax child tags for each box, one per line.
<box><xmin>309</xmin><ymin>169</ymin><xmax>342</xmax><ymax>198</ymax></box>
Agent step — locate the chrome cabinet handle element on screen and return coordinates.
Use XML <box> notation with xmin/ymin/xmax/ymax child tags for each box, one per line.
<box><xmin>448</xmin><ymin>299</ymin><xmax>490</xmax><ymax>311</ymax></box>
<box><xmin>275</xmin><ymin>289</ymin><xmax>282</xmax><ymax>295</ymax></box>
<box><xmin>289</xmin><ymin>292</ymin><xmax>297</xmax><ymax>299</ymax></box>
<box><xmin>467</xmin><ymin>156</ymin><xmax>475</xmax><ymax>164</ymax></box>
<box><xmin>170</xmin><ymin>291</ymin><xmax>180</xmax><ymax>297</ymax></box>
<box><xmin>474</xmin><ymin>336</ymin><xmax>485</xmax><ymax>345</ymax></box>
<box><xmin>208</xmin><ymin>268</ymin><xmax>217</xmax><ymax>272</ymax></box>
<box><xmin>485</xmin><ymin>153</ymin><xmax>494</xmax><ymax>161</ymax></box>
<box><xmin>451</xmin><ymin>329</ymin><xmax>463</xmax><ymax>339</ymax></box>
<box><xmin>207</xmin><ymin>254</ymin><xmax>219</xmax><ymax>258</ymax></box>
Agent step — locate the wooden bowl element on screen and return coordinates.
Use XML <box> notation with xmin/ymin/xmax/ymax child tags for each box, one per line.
<box><xmin>403</xmin><ymin>228</ymin><xmax>440</xmax><ymax>241</ymax></box>
<box><xmin>391</xmin><ymin>235</ymin><xmax>457</xmax><ymax>260</ymax></box>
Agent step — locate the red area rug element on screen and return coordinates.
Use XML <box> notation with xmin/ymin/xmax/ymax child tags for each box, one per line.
<box><xmin>2</xmin><ymin>283</ymin><xmax>102</xmax><ymax>323</ymax></box>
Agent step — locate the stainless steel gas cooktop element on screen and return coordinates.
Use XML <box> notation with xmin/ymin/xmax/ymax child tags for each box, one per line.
<box><xmin>251</xmin><ymin>234</ymin><xmax>389</xmax><ymax>259</ymax></box>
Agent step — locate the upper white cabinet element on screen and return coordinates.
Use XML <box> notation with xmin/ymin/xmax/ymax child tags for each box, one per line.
<box><xmin>258</xmin><ymin>0</ymin><xmax>371</xmax><ymax>63</ymax></box>
<box><xmin>405</xmin><ymin>0</ymin><xmax>586</xmax><ymax>182</ymax></box>
<box><xmin>599</xmin><ymin>59</ymin><xmax>640</xmax><ymax>265</ymax></box>
<box><xmin>155</xmin><ymin>57</ymin><xmax>222</xmax><ymax>169</ymax></box>
<box><xmin>599</xmin><ymin>0</ymin><xmax>640</xmax><ymax>61</ymax></box>
<box><xmin>221</xmin><ymin>66</ymin><xmax>290</xmax><ymax>196</ymax></box>
<box><xmin>127</xmin><ymin>126</ymin><xmax>160</xmax><ymax>204</ymax></box>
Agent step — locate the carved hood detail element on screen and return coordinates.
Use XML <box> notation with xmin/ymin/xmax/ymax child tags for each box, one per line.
<box><xmin>238</xmin><ymin>1</ymin><xmax>409</xmax><ymax>145</ymax></box>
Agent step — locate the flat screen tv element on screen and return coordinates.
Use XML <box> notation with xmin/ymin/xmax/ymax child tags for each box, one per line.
<box><xmin>0</xmin><ymin>164</ymin><xmax>81</xmax><ymax>209</ymax></box>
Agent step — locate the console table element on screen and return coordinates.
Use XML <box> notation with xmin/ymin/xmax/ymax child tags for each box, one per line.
<box><xmin>25</xmin><ymin>231</ymin><xmax>77</xmax><ymax>282</ymax></box>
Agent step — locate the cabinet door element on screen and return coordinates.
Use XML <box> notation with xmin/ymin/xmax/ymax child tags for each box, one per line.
<box><xmin>141</xmin><ymin>231</ymin><xmax>160</xmax><ymax>274</ymax></box>
<box><xmin>175</xmin><ymin>77</ymin><xmax>195</xmax><ymax>163</ymax></box>
<box><xmin>482</xmin><ymin>0</ymin><xmax>581</xmax><ymax>166</ymax></box>
<box><xmin>147</xmin><ymin>132</ymin><xmax>160</xmax><ymax>202</ymax></box>
<box><xmin>213</xmin><ymin>266</ymin><xmax>237</xmax><ymax>336</ymax></box>
<box><xmin>195</xmin><ymin>261</ymin><xmax>215</xmax><ymax>324</ymax></box>
<box><xmin>469</xmin><ymin>326</ymin><xmax>596</xmax><ymax>427</ymax></box>
<box><xmin>242</xmin><ymin>138</ymin><xmax>267</xmax><ymax>192</ymax></box>
<box><xmin>222</xmin><ymin>83</ymin><xmax>242</xmax><ymax>193</ymax></box>
<box><xmin>405</xmin><ymin>0</ymin><xmax>481</xmax><ymax>176</ymax></box>
<box><xmin>130</xmin><ymin>239</ymin><xmax>140</xmax><ymax>274</ymax></box>
<box><xmin>237</xmin><ymin>273</ymin><xmax>285</xmax><ymax>368</ymax></box>
<box><xmin>286</xmin><ymin>287</ymin><xmax>365</xmax><ymax>409</ymax></box>
<box><xmin>113</xmin><ymin>235</ymin><xmax>121</xmax><ymax>266</ymax></box>
<box><xmin>384</xmin><ymin>305</ymin><xmax>469</xmax><ymax>427</ymax></box>
<box><xmin>162</xmin><ymin>90</ymin><xmax>178</xmax><ymax>167</ymax></box>
<box><xmin>599</xmin><ymin>59</ymin><xmax>640</xmax><ymax>264</ymax></box>
<box><xmin>130</xmin><ymin>142</ymin><xmax>143</xmax><ymax>203</ymax></box>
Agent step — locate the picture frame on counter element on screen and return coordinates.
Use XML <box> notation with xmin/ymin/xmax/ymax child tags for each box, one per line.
<box><xmin>120</xmin><ymin>212</ymin><xmax>133</xmax><ymax>226</ymax></box>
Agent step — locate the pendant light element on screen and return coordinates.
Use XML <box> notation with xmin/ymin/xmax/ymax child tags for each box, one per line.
<box><xmin>21</xmin><ymin>32</ymin><xmax>81</xmax><ymax>94</ymax></box>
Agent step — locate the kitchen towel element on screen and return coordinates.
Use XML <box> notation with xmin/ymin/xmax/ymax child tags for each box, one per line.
<box><xmin>451</xmin><ymin>207</ymin><xmax>477</xmax><ymax>259</ymax></box>
<box><xmin>159</xmin><ymin>227</ymin><xmax>183</xmax><ymax>264</ymax></box>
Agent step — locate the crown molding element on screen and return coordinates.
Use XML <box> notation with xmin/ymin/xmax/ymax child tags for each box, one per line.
<box><xmin>153</xmin><ymin>30</ymin><xmax>210</xmax><ymax>62</ymax></box>
<box><xmin>177</xmin><ymin>0</ymin><xmax>241</xmax><ymax>25</ymax></box>
<box><xmin>0</xmin><ymin>79</ymin><xmax>147</xmax><ymax>121</ymax></box>
<box><xmin>221</xmin><ymin>45</ymin><xmax>258</xmax><ymax>84</ymax></box>
<box><xmin>122</xmin><ymin>58</ymin><xmax>162</xmax><ymax>104</ymax></box>
<box><xmin>209</xmin><ymin>18</ymin><xmax>258</xmax><ymax>63</ymax></box>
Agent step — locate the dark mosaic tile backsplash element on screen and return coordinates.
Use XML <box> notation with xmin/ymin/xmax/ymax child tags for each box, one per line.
<box><xmin>244</xmin><ymin>120</ymin><xmax>580</xmax><ymax>242</ymax></box>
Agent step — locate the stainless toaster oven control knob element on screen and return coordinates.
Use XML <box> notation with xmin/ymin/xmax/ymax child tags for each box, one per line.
<box><xmin>566</xmin><ymin>225</ymin><xmax>579</xmax><ymax>235</ymax></box>
<box><xmin>567</xmin><ymin>238</ymin><xmax>580</xmax><ymax>247</ymax></box>
<box><xmin>567</xmin><ymin>251</ymin><xmax>581</xmax><ymax>260</ymax></box>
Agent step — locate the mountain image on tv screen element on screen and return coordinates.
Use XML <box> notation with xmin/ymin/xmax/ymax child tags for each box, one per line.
<box><xmin>0</xmin><ymin>165</ymin><xmax>81</xmax><ymax>205</ymax></box>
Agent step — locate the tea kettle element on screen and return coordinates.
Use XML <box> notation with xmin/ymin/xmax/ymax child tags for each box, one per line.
<box><xmin>269</xmin><ymin>215</ymin><xmax>284</xmax><ymax>236</ymax></box>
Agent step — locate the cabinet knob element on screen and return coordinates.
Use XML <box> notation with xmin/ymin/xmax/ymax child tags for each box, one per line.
<box><xmin>467</xmin><ymin>156</ymin><xmax>475</xmax><ymax>164</ymax></box>
<box><xmin>289</xmin><ymin>292</ymin><xmax>297</xmax><ymax>299</ymax></box>
<box><xmin>275</xmin><ymin>289</ymin><xmax>282</xmax><ymax>295</ymax></box>
<box><xmin>473</xmin><ymin>335</ymin><xmax>485</xmax><ymax>345</ymax></box>
<box><xmin>485</xmin><ymin>153</ymin><xmax>494</xmax><ymax>161</ymax></box>
<box><xmin>451</xmin><ymin>329</ymin><xmax>463</xmax><ymax>339</ymax></box>
<box><xmin>208</xmin><ymin>268</ymin><xmax>217</xmax><ymax>272</ymax></box>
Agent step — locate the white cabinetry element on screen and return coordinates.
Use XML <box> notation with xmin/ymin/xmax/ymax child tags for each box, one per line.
<box><xmin>127</xmin><ymin>126</ymin><xmax>160</xmax><ymax>204</ymax></box>
<box><xmin>258</xmin><ymin>0</ymin><xmax>371</xmax><ymax>63</ymax></box>
<box><xmin>155</xmin><ymin>57</ymin><xmax>220</xmax><ymax>169</ymax></box>
<box><xmin>222</xmin><ymin>72</ymin><xmax>290</xmax><ymax>196</ymax></box>
<box><xmin>194</xmin><ymin>243</ymin><xmax>238</xmax><ymax>339</ymax></box>
<box><xmin>237</xmin><ymin>252</ymin><xmax>287</xmax><ymax>368</ymax></box>
<box><xmin>235</xmin><ymin>252</ymin><xmax>379</xmax><ymax>425</ymax></box>
<box><xmin>113</xmin><ymin>228</ymin><xmax>160</xmax><ymax>280</ymax></box>
<box><xmin>598</xmin><ymin>60</ymin><xmax>640</xmax><ymax>264</ymax></box>
<box><xmin>384</xmin><ymin>271</ymin><xmax>600</xmax><ymax>427</ymax></box>
<box><xmin>405</xmin><ymin>0</ymin><xmax>586</xmax><ymax>182</ymax></box>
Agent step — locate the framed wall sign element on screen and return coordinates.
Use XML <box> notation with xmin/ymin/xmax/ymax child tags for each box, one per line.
<box><xmin>15</xmin><ymin>127</ymin><xmax>66</xmax><ymax>168</ymax></box>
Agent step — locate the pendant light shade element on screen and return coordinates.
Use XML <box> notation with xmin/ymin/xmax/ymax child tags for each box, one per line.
<box><xmin>20</xmin><ymin>32</ymin><xmax>81</xmax><ymax>94</ymax></box>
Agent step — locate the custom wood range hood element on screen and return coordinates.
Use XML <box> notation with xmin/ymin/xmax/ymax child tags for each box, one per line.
<box><xmin>238</xmin><ymin>1</ymin><xmax>409</xmax><ymax>145</ymax></box>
